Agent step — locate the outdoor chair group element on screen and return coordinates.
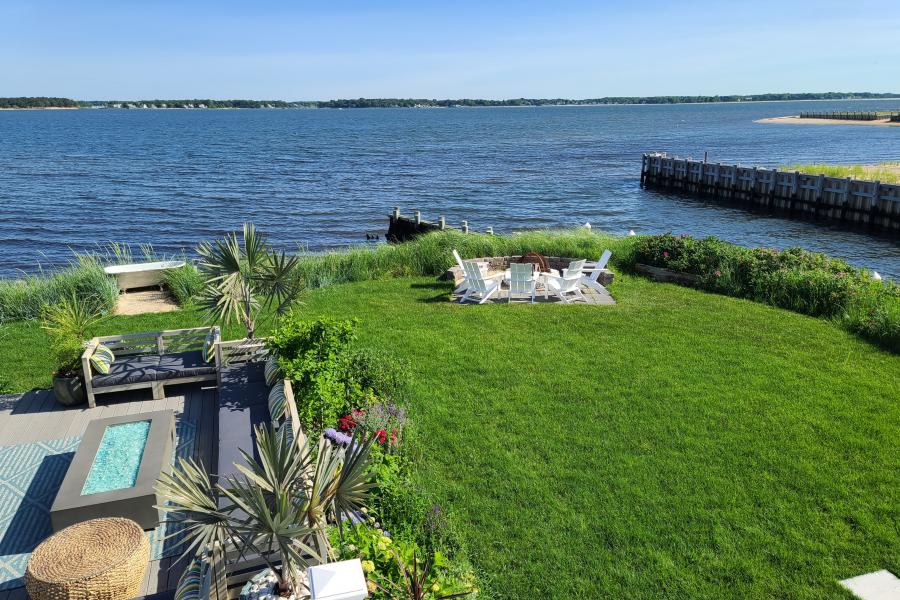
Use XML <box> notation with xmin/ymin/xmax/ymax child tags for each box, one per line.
<box><xmin>453</xmin><ymin>249</ymin><xmax>612</xmax><ymax>304</ymax></box>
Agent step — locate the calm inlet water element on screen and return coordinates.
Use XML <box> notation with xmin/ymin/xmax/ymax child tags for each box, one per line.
<box><xmin>1</xmin><ymin>99</ymin><xmax>899</xmax><ymax>278</ymax></box>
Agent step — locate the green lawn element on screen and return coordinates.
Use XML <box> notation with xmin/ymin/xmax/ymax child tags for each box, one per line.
<box><xmin>1</xmin><ymin>275</ymin><xmax>898</xmax><ymax>599</ymax></box>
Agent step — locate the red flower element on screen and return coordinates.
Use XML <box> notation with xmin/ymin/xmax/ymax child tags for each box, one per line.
<box><xmin>663</xmin><ymin>251</ymin><xmax>670</xmax><ymax>258</ymax></box>
<box><xmin>376</xmin><ymin>429</ymin><xmax>388</xmax><ymax>444</ymax></box>
<box><xmin>338</xmin><ymin>413</ymin><xmax>358</xmax><ymax>432</ymax></box>
<box><xmin>714</xmin><ymin>270</ymin><xmax>721</xmax><ymax>277</ymax></box>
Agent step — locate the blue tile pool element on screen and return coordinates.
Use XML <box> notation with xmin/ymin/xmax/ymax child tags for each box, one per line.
<box><xmin>81</xmin><ymin>420</ymin><xmax>151</xmax><ymax>495</ymax></box>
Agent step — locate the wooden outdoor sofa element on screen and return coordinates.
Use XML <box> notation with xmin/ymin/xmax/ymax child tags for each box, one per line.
<box><xmin>81</xmin><ymin>326</ymin><xmax>220</xmax><ymax>408</ymax></box>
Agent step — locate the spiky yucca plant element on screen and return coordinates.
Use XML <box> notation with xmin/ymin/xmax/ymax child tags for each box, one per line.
<box><xmin>156</xmin><ymin>426</ymin><xmax>374</xmax><ymax>595</ymax></box>
<box><xmin>196</xmin><ymin>223</ymin><xmax>303</xmax><ymax>338</ymax></box>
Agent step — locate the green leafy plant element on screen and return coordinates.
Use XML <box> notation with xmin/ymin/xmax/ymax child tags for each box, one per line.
<box><xmin>270</xmin><ymin>316</ymin><xmax>411</xmax><ymax>434</ymax></box>
<box><xmin>156</xmin><ymin>425</ymin><xmax>375</xmax><ymax>595</ymax></box>
<box><xmin>331</xmin><ymin>524</ymin><xmax>476</xmax><ymax>600</ymax></box>
<box><xmin>40</xmin><ymin>294</ymin><xmax>105</xmax><ymax>376</ymax></box>
<box><xmin>196</xmin><ymin>223</ymin><xmax>303</xmax><ymax>338</ymax></box>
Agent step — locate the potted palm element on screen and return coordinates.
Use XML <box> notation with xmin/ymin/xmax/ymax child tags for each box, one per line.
<box><xmin>156</xmin><ymin>425</ymin><xmax>374</xmax><ymax>597</ymax></box>
<box><xmin>41</xmin><ymin>295</ymin><xmax>104</xmax><ymax>406</ymax></box>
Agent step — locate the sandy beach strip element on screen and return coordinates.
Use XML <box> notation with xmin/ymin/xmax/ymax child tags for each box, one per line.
<box><xmin>756</xmin><ymin>115</ymin><xmax>900</xmax><ymax>127</ymax></box>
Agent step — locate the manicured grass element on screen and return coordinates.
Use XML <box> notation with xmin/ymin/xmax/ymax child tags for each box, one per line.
<box><xmin>1</xmin><ymin>276</ymin><xmax>898</xmax><ymax>599</ymax></box>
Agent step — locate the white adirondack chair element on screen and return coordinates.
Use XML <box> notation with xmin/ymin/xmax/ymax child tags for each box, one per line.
<box><xmin>580</xmin><ymin>250</ymin><xmax>612</xmax><ymax>293</ymax></box>
<box><xmin>506</xmin><ymin>262</ymin><xmax>537</xmax><ymax>303</ymax></box>
<box><xmin>545</xmin><ymin>259</ymin><xmax>587</xmax><ymax>303</ymax></box>
<box><xmin>452</xmin><ymin>249</ymin><xmax>489</xmax><ymax>294</ymax></box>
<box><xmin>459</xmin><ymin>260</ymin><xmax>503</xmax><ymax>304</ymax></box>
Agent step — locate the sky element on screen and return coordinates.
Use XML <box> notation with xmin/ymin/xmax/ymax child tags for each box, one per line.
<box><xmin>2</xmin><ymin>0</ymin><xmax>899</xmax><ymax>100</ymax></box>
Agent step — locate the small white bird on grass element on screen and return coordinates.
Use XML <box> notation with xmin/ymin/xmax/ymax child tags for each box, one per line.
<box><xmin>872</xmin><ymin>271</ymin><xmax>883</xmax><ymax>281</ymax></box>
<box><xmin>628</xmin><ymin>229</ymin><xmax>636</xmax><ymax>236</ymax></box>
<box><xmin>583</xmin><ymin>222</ymin><xmax>591</xmax><ymax>229</ymax></box>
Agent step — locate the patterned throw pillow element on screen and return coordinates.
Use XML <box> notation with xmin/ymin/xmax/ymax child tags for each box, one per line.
<box><xmin>202</xmin><ymin>328</ymin><xmax>216</xmax><ymax>363</ymax></box>
<box><xmin>174</xmin><ymin>558</ymin><xmax>203</xmax><ymax>600</ymax></box>
<box><xmin>268</xmin><ymin>381</ymin><xmax>287</xmax><ymax>421</ymax></box>
<box><xmin>264</xmin><ymin>356</ymin><xmax>282</xmax><ymax>386</ymax></box>
<box><xmin>90</xmin><ymin>345</ymin><xmax>115</xmax><ymax>374</ymax></box>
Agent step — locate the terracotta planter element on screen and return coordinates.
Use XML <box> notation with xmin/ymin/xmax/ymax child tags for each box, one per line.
<box><xmin>52</xmin><ymin>373</ymin><xmax>86</xmax><ymax>406</ymax></box>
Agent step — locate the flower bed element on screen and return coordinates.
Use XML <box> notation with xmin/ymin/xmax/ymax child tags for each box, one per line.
<box><xmin>269</xmin><ymin>314</ymin><xmax>482</xmax><ymax>598</ymax></box>
<box><xmin>631</xmin><ymin>233</ymin><xmax>899</xmax><ymax>351</ymax></box>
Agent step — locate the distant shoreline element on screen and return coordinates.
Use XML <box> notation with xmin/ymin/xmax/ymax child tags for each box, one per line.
<box><xmin>757</xmin><ymin>115</ymin><xmax>900</xmax><ymax>127</ymax></box>
<box><xmin>3</xmin><ymin>94</ymin><xmax>900</xmax><ymax>111</ymax></box>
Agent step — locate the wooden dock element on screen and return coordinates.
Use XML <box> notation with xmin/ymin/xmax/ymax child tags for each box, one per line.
<box><xmin>640</xmin><ymin>152</ymin><xmax>900</xmax><ymax>232</ymax></box>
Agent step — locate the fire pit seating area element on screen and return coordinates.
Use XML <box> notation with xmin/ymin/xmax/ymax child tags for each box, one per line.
<box><xmin>81</xmin><ymin>326</ymin><xmax>220</xmax><ymax>407</ymax></box>
<box><xmin>446</xmin><ymin>251</ymin><xmax>616</xmax><ymax>304</ymax></box>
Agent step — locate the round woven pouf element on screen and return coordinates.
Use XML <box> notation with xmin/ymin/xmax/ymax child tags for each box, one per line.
<box><xmin>26</xmin><ymin>518</ymin><xmax>150</xmax><ymax>600</ymax></box>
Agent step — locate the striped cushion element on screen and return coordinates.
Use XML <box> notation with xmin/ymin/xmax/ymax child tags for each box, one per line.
<box><xmin>174</xmin><ymin>558</ymin><xmax>203</xmax><ymax>600</ymax></box>
<box><xmin>90</xmin><ymin>345</ymin><xmax>115</xmax><ymax>374</ymax></box>
<box><xmin>264</xmin><ymin>356</ymin><xmax>282</xmax><ymax>386</ymax></box>
<box><xmin>268</xmin><ymin>381</ymin><xmax>286</xmax><ymax>421</ymax></box>
<box><xmin>202</xmin><ymin>329</ymin><xmax>216</xmax><ymax>363</ymax></box>
<box><xmin>281</xmin><ymin>415</ymin><xmax>295</xmax><ymax>446</ymax></box>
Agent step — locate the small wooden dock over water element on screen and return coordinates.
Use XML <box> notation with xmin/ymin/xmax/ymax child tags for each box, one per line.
<box><xmin>640</xmin><ymin>152</ymin><xmax>900</xmax><ymax>232</ymax></box>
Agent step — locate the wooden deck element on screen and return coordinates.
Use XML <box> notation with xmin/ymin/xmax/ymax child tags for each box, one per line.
<box><xmin>0</xmin><ymin>383</ymin><xmax>218</xmax><ymax>600</ymax></box>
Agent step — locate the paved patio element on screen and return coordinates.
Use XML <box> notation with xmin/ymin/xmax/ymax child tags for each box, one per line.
<box><xmin>0</xmin><ymin>384</ymin><xmax>217</xmax><ymax>600</ymax></box>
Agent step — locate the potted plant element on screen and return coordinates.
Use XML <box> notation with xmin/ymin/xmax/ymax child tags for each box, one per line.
<box><xmin>41</xmin><ymin>295</ymin><xmax>104</xmax><ymax>406</ymax></box>
<box><xmin>156</xmin><ymin>424</ymin><xmax>374</xmax><ymax>597</ymax></box>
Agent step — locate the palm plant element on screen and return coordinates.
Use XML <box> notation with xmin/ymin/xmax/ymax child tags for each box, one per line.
<box><xmin>40</xmin><ymin>294</ymin><xmax>105</xmax><ymax>375</ymax></box>
<box><xmin>196</xmin><ymin>223</ymin><xmax>303</xmax><ymax>338</ymax></box>
<box><xmin>156</xmin><ymin>425</ymin><xmax>374</xmax><ymax>595</ymax></box>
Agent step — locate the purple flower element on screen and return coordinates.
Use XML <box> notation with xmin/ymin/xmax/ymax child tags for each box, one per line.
<box><xmin>324</xmin><ymin>428</ymin><xmax>352</xmax><ymax>447</ymax></box>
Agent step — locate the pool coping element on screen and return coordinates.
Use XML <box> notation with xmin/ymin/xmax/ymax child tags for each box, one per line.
<box><xmin>50</xmin><ymin>410</ymin><xmax>175</xmax><ymax>531</ymax></box>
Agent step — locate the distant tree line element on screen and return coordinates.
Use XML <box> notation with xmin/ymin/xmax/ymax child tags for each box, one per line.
<box><xmin>2</xmin><ymin>92</ymin><xmax>898</xmax><ymax>110</ymax></box>
<box><xmin>316</xmin><ymin>92</ymin><xmax>900</xmax><ymax>108</ymax></box>
<box><xmin>0</xmin><ymin>97</ymin><xmax>84</xmax><ymax>109</ymax></box>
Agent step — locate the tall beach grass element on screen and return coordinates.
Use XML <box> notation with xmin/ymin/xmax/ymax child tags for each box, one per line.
<box><xmin>294</xmin><ymin>229</ymin><xmax>632</xmax><ymax>289</ymax></box>
<box><xmin>0</xmin><ymin>255</ymin><xmax>119</xmax><ymax>321</ymax></box>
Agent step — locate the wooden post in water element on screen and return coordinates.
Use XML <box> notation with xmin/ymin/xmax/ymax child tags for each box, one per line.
<box><xmin>439</xmin><ymin>216</ymin><xmax>445</xmax><ymax>230</ymax></box>
<box><xmin>414</xmin><ymin>210</ymin><xmax>421</xmax><ymax>225</ymax></box>
<box><xmin>462</xmin><ymin>220</ymin><xmax>469</xmax><ymax>234</ymax></box>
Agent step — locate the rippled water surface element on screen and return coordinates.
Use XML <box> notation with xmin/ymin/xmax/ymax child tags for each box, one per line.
<box><xmin>1</xmin><ymin>100</ymin><xmax>899</xmax><ymax>278</ymax></box>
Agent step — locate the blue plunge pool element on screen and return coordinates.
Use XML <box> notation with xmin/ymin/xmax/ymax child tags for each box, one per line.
<box><xmin>81</xmin><ymin>420</ymin><xmax>152</xmax><ymax>495</ymax></box>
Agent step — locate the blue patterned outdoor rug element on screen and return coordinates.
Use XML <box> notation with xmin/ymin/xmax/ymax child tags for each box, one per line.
<box><xmin>0</xmin><ymin>420</ymin><xmax>196</xmax><ymax>590</ymax></box>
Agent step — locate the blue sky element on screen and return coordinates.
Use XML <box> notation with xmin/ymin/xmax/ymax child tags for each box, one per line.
<box><xmin>2</xmin><ymin>0</ymin><xmax>899</xmax><ymax>100</ymax></box>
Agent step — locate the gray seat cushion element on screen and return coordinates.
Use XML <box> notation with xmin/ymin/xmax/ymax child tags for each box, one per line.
<box><xmin>217</xmin><ymin>364</ymin><xmax>271</xmax><ymax>484</ymax></box>
<box><xmin>155</xmin><ymin>350</ymin><xmax>216</xmax><ymax>381</ymax></box>
<box><xmin>91</xmin><ymin>354</ymin><xmax>161</xmax><ymax>387</ymax></box>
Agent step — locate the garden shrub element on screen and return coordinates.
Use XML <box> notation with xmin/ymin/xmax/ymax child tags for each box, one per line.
<box><xmin>269</xmin><ymin>314</ymin><xmax>411</xmax><ymax>434</ymax></box>
<box><xmin>631</xmin><ymin>233</ymin><xmax>899</xmax><ymax>351</ymax></box>
<box><xmin>330</xmin><ymin>523</ymin><xmax>478</xmax><ymax>599</ymax></box>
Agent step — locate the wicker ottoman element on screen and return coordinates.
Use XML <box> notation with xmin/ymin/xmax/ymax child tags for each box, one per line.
<box><xmin>26</xmin><ymin>518</ymin><xmax>150</xmax><ymax>600</ymax></box>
